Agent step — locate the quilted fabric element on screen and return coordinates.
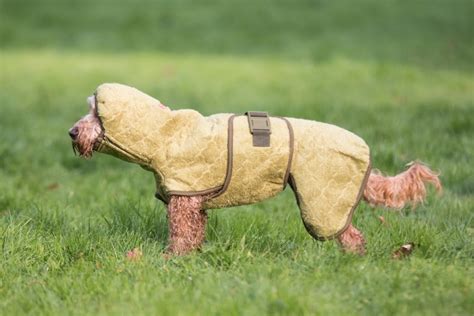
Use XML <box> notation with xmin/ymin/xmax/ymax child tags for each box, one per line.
<box><xmin>287</xmin><ymin>118</ymin><xmax>371</xmax><ymax>238</ymax></box>
<box><xmin>94</xmin><ymin>83</ymin><xmax>370</xmax><ymax>239</ymax></box>
<box><xmin>204</xmin><ymin>115</ymin><xmax>292</xmax><ymax>209</ymax></box>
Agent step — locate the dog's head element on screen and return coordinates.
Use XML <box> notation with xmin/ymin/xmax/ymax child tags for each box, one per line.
<box><xmin>69</xmin><ymin>83</ymin><xmax>172</xmax><ymax>162</ymax></box>
<box><xmin>68</xmin><ymin>95</ymin><xmax>103</xmax><ymax>158</ymax></box>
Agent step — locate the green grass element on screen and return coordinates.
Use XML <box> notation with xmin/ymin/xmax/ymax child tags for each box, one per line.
<box><xmin>1</xmin><ymin>0</ymin><xmax>473</xmax><ymax>315</ymax></box>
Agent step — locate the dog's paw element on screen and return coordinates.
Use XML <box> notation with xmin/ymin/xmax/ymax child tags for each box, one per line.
<box><xmin>337</xmin><ymin>224</ymin><xmax>366</xmax><ymax>256</ymax></box>
<box><xmin>341</xmin><ymin>242</ymin><xmax>366</xmax><ymax>256</ymax></box>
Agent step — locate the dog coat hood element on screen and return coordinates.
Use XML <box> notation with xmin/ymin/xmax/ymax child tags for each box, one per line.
<box><xmin>94</xmin><ymin>83</ymin><xmax>371</xmax><ymax>239</ymax></box>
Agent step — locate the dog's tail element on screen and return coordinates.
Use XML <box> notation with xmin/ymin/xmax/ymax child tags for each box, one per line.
<box><xmin>363</xmin><ymin>161</ymin><xmax>442</xmax><ymax>210</ymax></box>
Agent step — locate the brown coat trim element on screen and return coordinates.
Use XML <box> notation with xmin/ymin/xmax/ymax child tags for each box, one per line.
<box><xmin>208</xmin><ymin>114</ymin><xmax>237</xmax><ymax>199</ymax></box>
<box><xmin>288</xmin><ymin>158</ymin><xmax>372</xmax><ymax>241</ymax></box>
<box><xmin>158</xmin><ymin>114</ymin><xmax>294</xmax><ymax>203</ymax></box>
<box><xmin>277</xmin><ymin>117</ymin><xmax>294</xmax><ymax>189</ymax></box>
<box><xmin>163</xmin><ymin>115</ymin><xmax>237</xmax><ymax>200</ymax></box>
<box><xmin>208</xmin><ymin>115</ymin><xmax>294</xmax><ymax>200</ymax></box>
<box><xmin>167</xmin><ymin>186</ymin><xmax>223</xmax><ymax>197</ymax></box>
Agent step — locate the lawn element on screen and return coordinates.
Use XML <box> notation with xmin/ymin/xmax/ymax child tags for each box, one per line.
<box><xmin>0</xmin><ymin>0</ymin><xmax>473</xmax><ymax>315</ymax></box>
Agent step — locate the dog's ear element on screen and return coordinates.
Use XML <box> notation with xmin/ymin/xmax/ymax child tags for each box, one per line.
<box><xmin>87</xmin><ymin>95</ymin><xmax>96</xmax><ymax>112</ymax></box>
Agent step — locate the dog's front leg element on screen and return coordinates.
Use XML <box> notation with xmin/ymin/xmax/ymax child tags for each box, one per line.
<box><xmin>166</xmin><ymin>195</ymin><xmax>208</xmax><ymax>256</ymax></box>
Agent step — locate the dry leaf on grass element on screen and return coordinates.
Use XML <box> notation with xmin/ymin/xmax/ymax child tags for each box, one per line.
<box><xmin>378</xmin><ymin>216</ymin><xmax>387</xmax><ymax>225</ymax></box>
<box><xmin>126</xmin><ymin>248</ymin><xmax>143</xmax><ymax>261</ymax></box>
<box><xmin>47</xmin><ymin>183</ymin><xmax>59</xmax><ymax>190</ymax></box>
<box><xmin>392</xmin><ymin>243</ymin><xmax>415</xmax><ymax>259</ymax></box>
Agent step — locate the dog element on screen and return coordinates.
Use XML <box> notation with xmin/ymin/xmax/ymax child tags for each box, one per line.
<box><xmin>69</xmin><ymin>83</ymin><xmax>441</xmax><ymax>256</ymax></box>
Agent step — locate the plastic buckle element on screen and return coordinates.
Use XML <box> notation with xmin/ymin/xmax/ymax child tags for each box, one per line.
<box><xmin>245</xmin><ymin>111</ymin><xmax>271</xmax><ymax>147</ymax></box>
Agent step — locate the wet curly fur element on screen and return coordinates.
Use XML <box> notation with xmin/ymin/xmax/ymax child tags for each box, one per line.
<box><xmin>167</xmin><ymin>195</ymin><xmax>209</xmax><ymax>255</ymax></box>
<box><xmin>69</xmin><ymin>96</ymin><xmax>102</xmax><ymax>159</ymax></box>
<box><xmin>69</xmin><ymin>96</ymin><xmax>441</xmax><ymax>256</ymax></box>
<box><xmin>364</xmin><ymin>162</ymin><xmax>442</xmax><ymax>210</ymax></box>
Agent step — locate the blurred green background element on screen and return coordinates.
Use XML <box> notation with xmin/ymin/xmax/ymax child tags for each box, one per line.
<box><xmin>2</xmin><ymin>0</ymin><xmax>473</xmax><ymax>70</ymax></box>
<box><xmin>1</xmin><ymin>0</ymin><xmax>473</xmax><ymax>315</ymax></box>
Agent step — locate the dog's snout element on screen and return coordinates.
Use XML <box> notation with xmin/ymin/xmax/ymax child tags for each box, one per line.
<box><xmin>69</xmin><ymin>127</ymin><xmax>79</xmax><ymax>139</ymax></box>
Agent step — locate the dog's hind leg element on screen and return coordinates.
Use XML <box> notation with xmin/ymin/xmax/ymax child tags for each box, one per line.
<box><xmin>166</xmin><ymin>195</ymin><xmax>208</xmax><ymax>256</ymax></box>
<box><xmin>288</xmin><ymin>173</ymin><xmax>367</xmax><ymax>255</ymax></box>
<box><xmin>336</xmin><ymin>224</ymin><xmax>366</xmax><ymax>255</ymax></box>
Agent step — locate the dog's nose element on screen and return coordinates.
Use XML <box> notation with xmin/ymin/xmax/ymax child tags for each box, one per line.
<box><xmin>69</xmin><ymin>127</ymin><xmax>79</xmax><ymax>139</ymax></box>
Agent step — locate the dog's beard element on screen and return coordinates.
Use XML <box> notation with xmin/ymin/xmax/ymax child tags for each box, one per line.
<box><xmin>71</xmin><ymin>115</ymin><xmax>102</xmax><ymax>159</ymax></box>
<box><xmin>71</xmin><ymin>135</ymin><xmax>95</xmax><ymax>158</ymax></box>
<box><xmin>71</xmin><ymin>141</ymin><xmax>78</xmax><ymax>156</ymax></box>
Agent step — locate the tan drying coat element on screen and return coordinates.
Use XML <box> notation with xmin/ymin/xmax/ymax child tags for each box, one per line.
<box><xmin>95</xmin><ymin>83</ymin><xmax>371</xmax><ymax>239</ymax></box>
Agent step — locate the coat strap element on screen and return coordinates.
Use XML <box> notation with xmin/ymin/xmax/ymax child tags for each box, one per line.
<box><xmin>245</xmin><ymin>111</ymin><xmax>271</xmax><ymax>147</ymax></box>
